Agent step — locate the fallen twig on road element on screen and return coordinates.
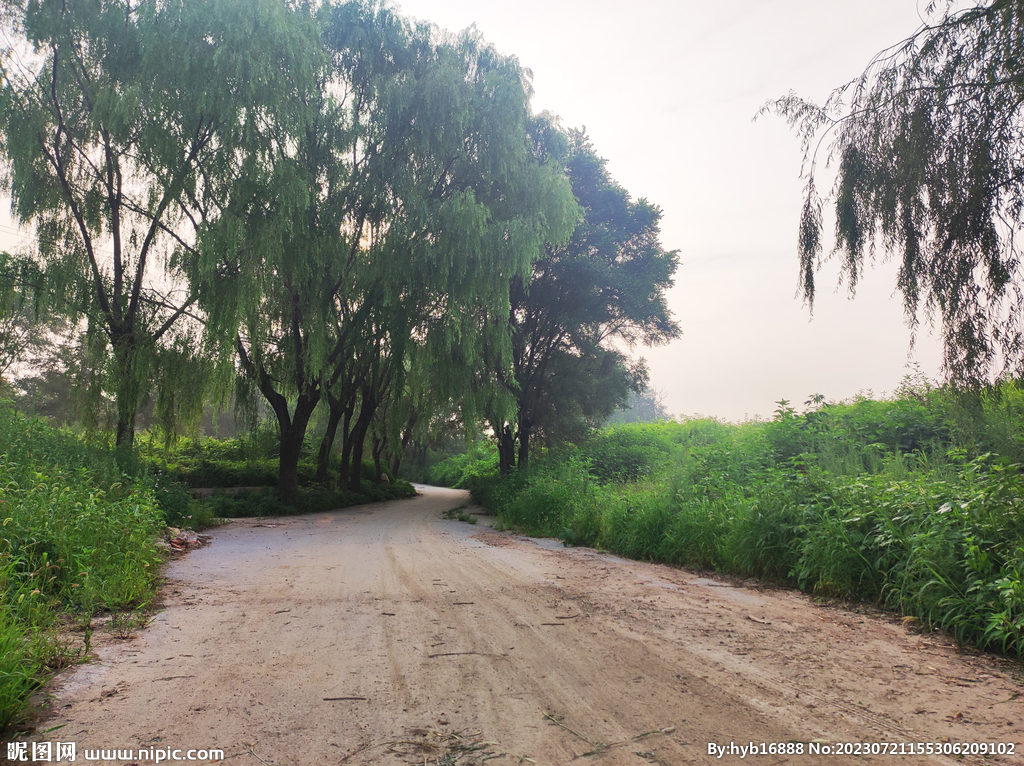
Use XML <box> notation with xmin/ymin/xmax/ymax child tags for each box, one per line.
<box><xmin>543</xmin><ymin>713</ymin><xmax>676</xmax><ymax>760</ymax></box>
<box><xmin>576</xmin><ymin>726</ymin><xmax>676</xmax><ymax>759</ymax></box>
<box><xmin>543</xmin><ymin>712</ymin><xmax>598</xmax><ymax>747</ymax></box>
<box><xmin>245</xmin><ymin>743</ymin><xmax>272</xmax><ymax>766</ymax></box>
<box><xmin>427</xmin><ymin>651</ymin><xmax>506</xmax><ymax>659</ymax></box>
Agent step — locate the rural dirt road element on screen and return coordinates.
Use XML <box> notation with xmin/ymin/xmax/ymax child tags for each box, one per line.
<box><xmin>29</xmin><ymin>486</ymin><xmax>1024</xmax><ymax>764</ymax></box>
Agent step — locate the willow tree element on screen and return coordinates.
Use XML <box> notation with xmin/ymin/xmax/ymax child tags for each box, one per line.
<box><xmin>768</xmin><ymin>0</ymin><xmax>1024</xmax><ymax>382</ymax></box>
<box><xmin>0</xmin><ymin>0</ymin><xmax>315</xmax><ymax>445</ymax></box>
<box><xmin>319</xmin><ymin>12</ymin><xmax>579</xmax><ymax>492</ymax></box>
<box><xmin>200</xmin><ymin>1</ymin><xmax>577</xmax><ymax>503</ymax></box>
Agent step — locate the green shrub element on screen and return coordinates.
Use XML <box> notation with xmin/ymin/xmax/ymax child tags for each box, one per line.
<box><xmin>474</xmin><ymin>392</ymin><xmax>1024</xmax><ymax>659</ymax></box>
<box><xmin>428</xmin><ymin>442</ymin><xmax>499</xmax><ymax>488</ymax></box>
<box><xmin>583</xmin><ymin>424</ymin><xmax>673</xmax><ymax>483</ymax></box>
<box><xmin>197</xmin><ymin>479</ymin><xmax>416</xmax><ymax>518</ymax></box>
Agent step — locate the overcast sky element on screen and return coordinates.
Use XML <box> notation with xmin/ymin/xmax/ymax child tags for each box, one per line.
<box><xmin>395</xmin><ymin>0</ymin><xmax>947</xmax><ymax>421</ymax></box>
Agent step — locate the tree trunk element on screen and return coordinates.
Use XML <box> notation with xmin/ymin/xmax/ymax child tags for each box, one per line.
<box><xmin>274</xmin><ymin>393</ymin><xmax>319</xmax><ymax>507</ymax></box>
<box><xmin>111</xmin><ymin>329</ymin><xmax>141</xmax><ymax>448</ymax></box>
<box><xmin>347</xmin><ymin>392</ymin><xmax>378</xmax><ymax>493</ymax></box>
<box><xmin>372</xmin><ymin>435</ymin><xmax>385</xmax><ymax>482</ymax></box>
<box><xmin>339</xmin><ymin>397</ymin><xmax>357</xmax><ymax>487</ymax></box>
<box><xmin>315</xmin><ymin>391</ymin><xmax>344</xmax><ymax>486</ymax></box>
<box><xmin>389</xmin><ymin>453</ymin><xmax>403</xmax><ymax>481</ymax></box>
<box><xmin>517</xmin><ymin>417</ymin><xmax>531</xmax><ymax>472</ymax></box>
<box><xmin>498</xmin><ymin>424</ymin><xmax>516</xmax><ymax>475</ymax></box>
<box><xmin>278</xmin><ymin>435</ymin><xmax>302</xmax><ymax>507</ymax></box>
<box><xmin>115</xmin><ymin>412</ymin><xmax>136</xmax><ymax>449</ymax></box>
<box><xmin>389</xmin><ymin>415</ymin><xmax>417</xmax><ymax>480</ymax></box>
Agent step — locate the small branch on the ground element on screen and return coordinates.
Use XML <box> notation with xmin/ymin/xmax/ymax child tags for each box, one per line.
<box><xmin>339</xmin><ymin>741</ymin><xmax>394</xmax><ymax>762</ymax></box>
<box><xmin>543</xmin><ymin>712</ymin><xmax>599</xmax><ymax>747</ymax></box>
<box><xmin>575</xmin><ymin>726</ymin><xmax>677</xmax><ymax>760</ymax></box>
<box><xmin>323</xmin><ymin>696</ymin><xmax>367</xmax><ymax>701</ymax></box>
<box><xmin>245</xmin><ymin>743</ymin><xmax>273</xmax><ymax>766</ymax></box>
<box><xmin>428</xmin><ymin>651</ymin><xmax>504</xmax><ymax>658</ymax></box>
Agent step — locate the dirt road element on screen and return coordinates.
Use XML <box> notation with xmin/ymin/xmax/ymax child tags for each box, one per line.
<box><xmin>31</xmin><ymin>486</ymin><xmax>1024</xmax><ymax>764</ymax></box>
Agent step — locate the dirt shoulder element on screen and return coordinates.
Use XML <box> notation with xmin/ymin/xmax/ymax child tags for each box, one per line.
<box><xmin>23</xmin><ymin>486</ymin><xmax>1024</xmax><ymax>765</ymax></box>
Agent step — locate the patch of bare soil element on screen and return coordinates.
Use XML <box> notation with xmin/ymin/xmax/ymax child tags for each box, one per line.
<box><xmin>21</xmin><ymin>486</ymin><xmax>1024</xmax><ymax>765</ymax></box>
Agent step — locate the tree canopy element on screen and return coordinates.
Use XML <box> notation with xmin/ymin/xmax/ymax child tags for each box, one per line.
<box><xmin>486</xmin><ymin>129</ymin><xmax>679</xmax><ymax>472</ymax></box>
<box><xmin>0</xmin><ymin>0</ymin><xmax>677</xmax><ymax>500</ymax></box>
<box><xmin>0</xmin><ymin>0</ymin><xmax>317</xmax><ymax>444</ymax></box>
<box><xmin>196</xmin><ymin>0</ymin><xmax>578</xmax><ymax>502</ymax></box>
<box><xmin>768</xmin><ymin>0</ymin><xmax>1024</xmax><ymax>383</ymax></box>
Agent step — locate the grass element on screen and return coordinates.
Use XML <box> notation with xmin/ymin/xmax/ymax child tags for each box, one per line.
<box><xmin>139</xmin><ymin>433</ymin><xmax>417</xmax><ymax>520</ymax></box>
<box><xmin>0</xmin><ymin>404</ymin><xmax>163</xmax><ymax>728</ymax></box>
<box><xmin>198</xmin><ymin>480</ymin><xmax>416</xmax><ymax>519</ymax></box>
<box><xmin>469</xmin><ymin>381</ymin><xmax>1024</xmax><ymax>659</ymax></box>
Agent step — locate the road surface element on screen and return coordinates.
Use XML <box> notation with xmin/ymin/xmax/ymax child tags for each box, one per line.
<box><xmin>30</xmin><ymin>486</ymin><xmax>1024</xmax><ymax>764</ymax></box>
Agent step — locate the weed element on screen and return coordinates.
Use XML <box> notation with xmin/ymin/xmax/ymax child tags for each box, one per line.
<box><xmin>108</xmin><ymin>610</ymin><xmax>149</xmax><ymax>640</ymax></box>
<box><xmin>0</xmin><ymin>405</ymin><xmax>162</xmax><ymax>726</ymax></box>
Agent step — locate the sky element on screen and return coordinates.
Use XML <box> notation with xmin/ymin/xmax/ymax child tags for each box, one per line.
<box><xmin>394</xmin><ymin>0</ymin><xmax>948</xmax><ymax>421</ymax></box>
<box><xmin>0</xmin><ymin>1</ymin><xmax>951</xmax><ymax>422</ymax></box>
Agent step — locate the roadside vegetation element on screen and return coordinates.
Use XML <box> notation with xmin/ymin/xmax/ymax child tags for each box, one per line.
<box><xmin>0</xmin><ymin>400</ymin><xmax>413</xmax><ymax>730</ymax></box>
<box><xmin>138</xmin><ymin>430</ymin><xmax>415</xmax><ymax>522</ymax></box>
<box><xmin>0</xmin><ymin>406</ymin><xmax>162</xmax><ymax>727</ymax></box>
<box><xmin>447</xmin><ymin>378</ymin><xmax>1024</xmax><ymax>660</ymax></box>
<box><xmin>4</xmin><ymin>0</ymin><xmax>1024</xmax><ymax>735</ymax></box>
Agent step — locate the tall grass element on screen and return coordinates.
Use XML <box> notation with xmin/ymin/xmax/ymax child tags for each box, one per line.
<box><xmin>472</xmin><ymin>384</ymin><xmax>1024</xmax><ymax>658</ymax></box>
<box><xmin>0</xmin><ymin>405</ymin><xmax>164</xmax><ymax>727</ymax></box>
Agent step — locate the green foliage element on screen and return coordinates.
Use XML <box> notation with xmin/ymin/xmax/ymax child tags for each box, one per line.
<box><xmin>196</xmin><ymin>0</ymin><xmax>579</xmax><ymax>503</ymax></box>
<box><xmin>197</xmin><ymin>480</ymin><xmax>415</xmax><ymax>518</ymax></box>
<box><xmin>583</xmin><ymin>424</ymin><xmax>675</xmax><ymax>483</ymax></box>
<box><xmin>0</xmin><ymin>0</ymin><xmax>318</xmax><ymax>445</ymax></box>
<box><xmin>606</xmin><ymin>386</ymin><xmax>672</xmax><ymax>425</ymax></box>
<box><xmin>139</xmin><ymin>433</ymin><xmax>289</xmax><ymax>488</ymax></box>
<box><xmin>485</xmin><ymin>129</ymin><xmax>680</xmax><ymax>472</ymax></box>
<box><xmin>475</xmin><ymin>385</ymin><xmax>1024</xmax><ymax>658</ymax></box>
<box><xmin>427</xmin><ymin>441</ymin><xmax>499</xmax><ymax>488</ymax></box>
<box><xmin>150</xmin><ymin>474</ymin><xmax>197</xmax><ymax>527</ymax></box>
<box><xmin>0</xmin><ymin>404</ymin><xmax>164</xmax><ymax>726</ymax></box>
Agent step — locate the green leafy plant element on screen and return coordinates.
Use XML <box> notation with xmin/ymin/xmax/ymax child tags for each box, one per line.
<box><xmin>474</xmin><ymin>386</ymin><xmax>1024</xmax><ymax>659</ymax></box>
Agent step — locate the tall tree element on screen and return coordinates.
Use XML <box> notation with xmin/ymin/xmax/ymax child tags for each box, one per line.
<box><xmin>486</xmin><ymin>128</ymin><xmax>679</xmax><ymax>472</ymax></box>
<box><xmin>0</xmin><ymin>0</ymin><xmax>315</xmax><ymax>445</ymax></box>
<box><xmin>201</xmin><ymin>1</ymin><xmax>577</xmax><ymax>503</ymax></box>
<box><xmin>767</xmin><ymin>0</ymin><xmax>1024</xmax><ymax>382</ymax></box>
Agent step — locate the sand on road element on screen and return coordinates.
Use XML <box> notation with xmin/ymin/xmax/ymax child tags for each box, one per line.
<box><xmin>27</xmin><ymin>485</ymin><xmax>1024</xmax><ymax>765</ymax></box>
